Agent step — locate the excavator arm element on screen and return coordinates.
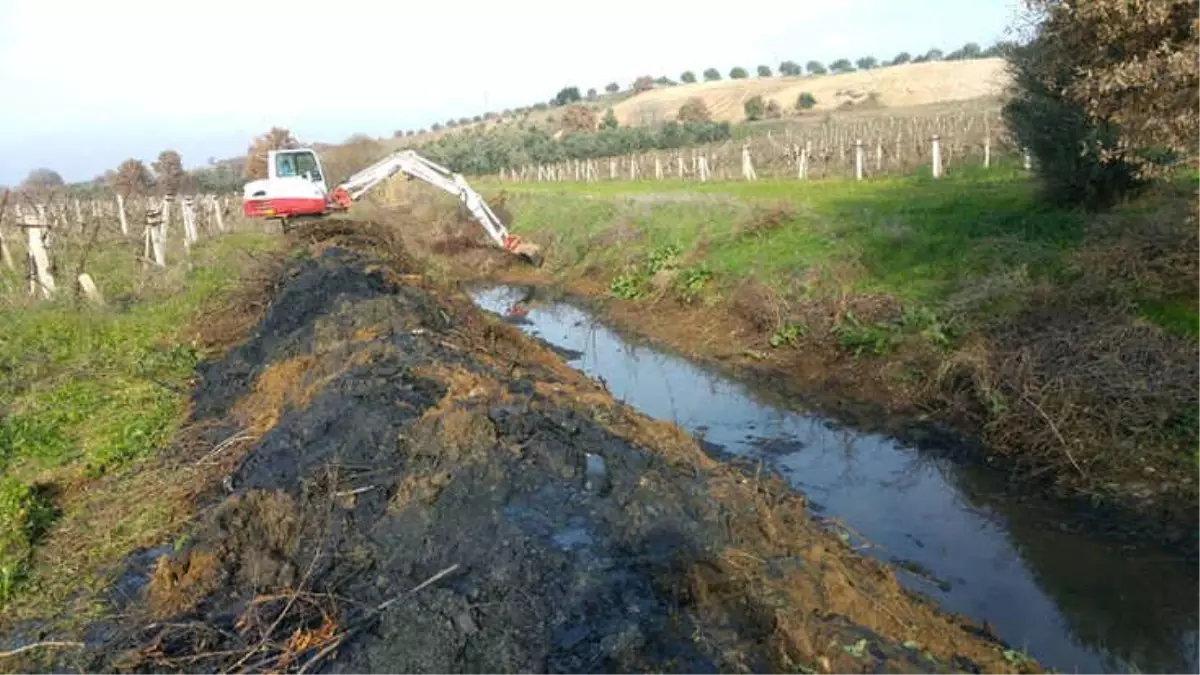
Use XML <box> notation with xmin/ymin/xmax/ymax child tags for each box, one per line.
<box><xmin>328</xmin><ymin>150</ymin><xmax>541</xmax><ymax>266</ymax></box>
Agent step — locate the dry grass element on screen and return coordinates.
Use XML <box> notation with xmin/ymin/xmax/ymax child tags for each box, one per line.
<box><xmin>611</xmin><ymin>59</ymin><xmax>1011</xmax><ymax>125</ymax></box>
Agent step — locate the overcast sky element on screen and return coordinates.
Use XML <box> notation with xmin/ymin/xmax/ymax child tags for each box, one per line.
<box><xmin>0</xmin><ymin>0</ymin><xmax>1023</xmax><ymax>185</ymax></box>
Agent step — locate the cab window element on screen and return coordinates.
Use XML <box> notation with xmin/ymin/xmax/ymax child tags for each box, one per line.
<box><xmin>294</xmin><ymin>152</ymin><xmax>323</xmax><ymax>182</ymax></box>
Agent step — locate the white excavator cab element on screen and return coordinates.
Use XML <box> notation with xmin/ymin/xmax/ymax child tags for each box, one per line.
<box><xmin>270</xmin><ymin>149</ymin><xmax>327</xmax><ymax>192</ymax></box>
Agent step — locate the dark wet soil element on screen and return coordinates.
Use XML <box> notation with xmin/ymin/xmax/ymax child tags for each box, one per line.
<box><xmin>13</xmin><ymin>225</ymin><xmax>1044</xmax><ymax>674</ymax></box>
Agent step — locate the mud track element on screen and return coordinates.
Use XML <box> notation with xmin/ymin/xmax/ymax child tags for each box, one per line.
<box><xmin>67</xmin><ymin>220</ymin><xmax>1033</xmax><ymax>673</ymax></box>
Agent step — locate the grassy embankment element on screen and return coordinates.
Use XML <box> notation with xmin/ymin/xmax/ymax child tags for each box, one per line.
<box><xmin>454</xmin><ymin>161</ymin><xmax>1198</xmax><ymax>540</ymax></box>
<box><xmin>0</xmin><ymin>229</ymin><xmax>278</xmax><ymax>626</ymax></box>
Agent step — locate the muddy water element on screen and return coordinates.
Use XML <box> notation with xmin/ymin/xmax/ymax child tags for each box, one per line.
<box><xmin>470</xmin><ymin>285</ymin><xmax>1200</xmax><ymax>675</ymax></box>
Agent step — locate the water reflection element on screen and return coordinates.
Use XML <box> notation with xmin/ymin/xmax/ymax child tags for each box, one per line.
<box><xmin>471</xmin><ymin>284</ymin><xmax>1199</xmax><ymax>674</ymax></box>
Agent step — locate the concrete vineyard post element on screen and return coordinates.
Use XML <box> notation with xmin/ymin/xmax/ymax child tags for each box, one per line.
<box><xmin>116</xmin><ymin>194</ymin><xmax>129</xmax><ymax>235</ymax></box>
<box><xmin>146</xmin><ymin>203</ymin><xmax>166</xmax><ymax>267</ymax></box>
<box><xmin>77</xmin><ymin>273</ymin><xmax>104</xmax><ymax>306</ymax></box>
<box><xmin>740</xmin><ymin>144</ymin><xmax>756</xmax><ymax>181</ymax></box>
<box><xmin>610</xmin><ymin>159</ymin><xmax>617</xmax><ymax>181</ymax></box>
<box><xmin>211</xmin><ymin>195</ymin><xmax>226</xmax><ymax>232</ymax></box>
<box><xmin>984</xmin><ymin>137</ymin><xmax>991</xmax><ymax>168</ymax></box>
<box><xmin>931</xmin><ymin>135</ymin><xmax>942</xmax><ymax>179</ymax></box>
<box><xmin>24</xmin><ymin>205</ymin><xmax>56</xmax><ymax>299</ymax></box>
<box><xmin>875</xmin><ymin>138</ymin><xmax>883</xmax><ymax>173</ymax></box>
<box><xmin>181</xmin><ymin>196</ymin><xmax>199</xmax><ymax>247</ymax></box>
<box><xmin>0</xmin><ymin>226</ymin><xmax>12</xmax><ymax>271</ymax></box>
<box><xmin>855</xmin><ymin>139</ymin><xmax>864</xmax><ymax>181</ymax></box>
<box><xmin>1023</xmin><ymin>148</ymin><xmax>1032</xmax><ymax>170</ymax></box>
<box><xmin>699</xmin><ymin>155</ymin><xmax>710</xmax><ymax>182</ymax></box>
<box><xmin>654</xmin><ymin>155</ymin><xmax>663</xmax><ymax>180</ymax></box>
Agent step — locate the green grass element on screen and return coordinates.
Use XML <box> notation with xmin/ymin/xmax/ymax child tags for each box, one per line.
<box><xmin>0</xmin><ymin>231</ymin><xmax>275</xmax><ymax>605</ymax></box>
<box><xmin>484</xmin><ymin>163</ymin><xmax>1085</xmax><ymax>309</ymax></box>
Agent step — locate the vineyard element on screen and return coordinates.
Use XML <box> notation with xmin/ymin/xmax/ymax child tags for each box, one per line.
<box><xmin>488</xmin><ymin>105</ymin><xmax>1024</xmax><ymax>183</ymax></box>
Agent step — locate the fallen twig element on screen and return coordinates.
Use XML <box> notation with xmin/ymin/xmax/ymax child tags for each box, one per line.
<box><xmin>1022</xmin><ymin>393</ymin><xmax>1087</xmax><ymax>478</ymax></box>
<box><xmin>0</xmin><ymin>641</ymin><xmax>85</xmax><ymax>659</ymax></box>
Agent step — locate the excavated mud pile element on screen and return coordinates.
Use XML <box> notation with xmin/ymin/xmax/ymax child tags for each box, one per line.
<box><xmin>76</xmin><ymin>220</ymin><xmax>1034</xmax><ymax>674</ymax></box>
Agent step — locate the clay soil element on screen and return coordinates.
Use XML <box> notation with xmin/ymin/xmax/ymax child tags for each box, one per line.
<box><xmin>13</xmin><ymin>218</ymin><xmax>1040</xmax><ymax>674</ymax></box>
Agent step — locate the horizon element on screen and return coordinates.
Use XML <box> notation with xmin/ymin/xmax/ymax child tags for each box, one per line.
<box><xmin>0</xmin><ymin>0</ymin><xmax>1024</xmax><ymax>186</ymax></box>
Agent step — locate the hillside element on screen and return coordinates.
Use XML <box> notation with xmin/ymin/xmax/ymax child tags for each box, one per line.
<box><xmin>611</xmin><ymin>58</ymin><xmax>1011</xmax><ymax>125</ymax></box>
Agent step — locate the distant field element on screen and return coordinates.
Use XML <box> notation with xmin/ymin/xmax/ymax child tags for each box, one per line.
<box><xmin>609</xmin><ymin>59</ymin><xmax>1010</xmax><ymax>125</ymax></box>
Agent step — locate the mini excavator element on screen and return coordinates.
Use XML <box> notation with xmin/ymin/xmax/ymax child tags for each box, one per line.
<box><xmin>241</xmin><ymin>148</ymin><xmax>541</xmax><ymax>266</ymax></box>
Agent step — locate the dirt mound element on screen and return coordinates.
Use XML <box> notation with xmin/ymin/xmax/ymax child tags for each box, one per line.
<box><xmin>50</xmin><ymin>219</ymin><xmax>1035</xmax><ymax>674</ymax></box>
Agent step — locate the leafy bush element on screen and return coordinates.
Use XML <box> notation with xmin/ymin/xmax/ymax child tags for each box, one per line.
<box><xmin>553</xmin><ymin>86</ymin><xmax>581</xmax><ymax>106</ymax></box>
<box><xmin>561</xmin><ymin>105</ymin><xmax>597</xmax><ymax>132</ymax></box>
<box><xmin>1003</xmin><ymin>10</ymin><xmax>1142</xmax><ymax>206</ymax></box>
<box><xmin>600</xmin><ymin>108</ymin><xmax>619</xmax><ymax>130</ymax></box>
<box><xmin>796</xmin><ymin>92</ymin><xmax>817</xmax><ymax>110</ymax></box>
<box><xmin>743</xmin><ymin>95</ymin><xmax>766</xmax><ymax>121</ymax></box>
<box><xmin>677</xmin><ymin>98</ymin><xmax>713</xmax><ymax>123</ymax></box>
<box><xmin>829</xmin><ymin>58</ymin><xmax>854</xmax><ymax>73</ymax></box>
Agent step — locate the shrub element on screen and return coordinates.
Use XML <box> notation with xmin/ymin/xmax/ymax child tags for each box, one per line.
<box><xmin>553</xmin><ymin>86</ymin><xmax>581</xmax><ymax>106</ymax></box>
<box><xmin>729</xmin><ymin>66</ymin><xmax>748</xmax><ymax>79</ymax></box>
<box><xmin>765</xmin><ymin>100</ymin><xmax>782</xmax><ymax>119</ymax></box>
<box><xmin>676</xmin><ymin>97</ymin><xmax>712</xmax><ymax>123</ymax></box>
<box><xmin>796</xmin><ymin>92</ymin><xmax>817</xmax><ymax>110</ymax></box>
<box><xmin>561</xmin><ymin>105</ymin><xmax>597</xmax><ymax>132</ymax></box>
<box><xmin>743</xmin><ymin>95</ymin><xmax>766</xmax><ymax>121</ymax></box>
<box><xmin>1002</xmin><ymin>0</ymin><xmax>1197</xmax><ymax>208</ymax></box>
<box><xmin>600</xmin><ymin>108</ymin><xmax>619</xmax><ymax>129</ymax></box>
<box><xmin>829</xmin><ymin>58</ymin><xmax>854</xmax><ymax>73</ymax></box>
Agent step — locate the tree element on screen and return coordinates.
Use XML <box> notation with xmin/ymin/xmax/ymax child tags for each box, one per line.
<box><xmin>829</xmin><ymin>58</ymin><xmax>855</xmax><ymax>73</ymax></box>
<box><xmin>600</xmin><ymin>108</ymin><xmax>619</xmax><ymax>129</ymax></box>
<box><xmin>961</xmin><ymin>42</ymin><xmax>982</xmax><ymax>59</ymax></box>
<box><xmin>605</xmin><ymin>82</ymin><xmax>620</xmax><ymax>93</ymax></box>
<box><xmin>632</xmin><ymin>75</ymin><xmax>655</xmax><ymax>93</ymax></box>
<box><xmin>796</xmin><ymin>92</ymin><xmax>817</xmax><ymax>110</ymax></box>
<box><xmin>151</xmin><ymin>149</ymin><xmax>183</xmax><ymax>194</ymax></box>
<box><xmin>923</xmin><ymin>48</ymin><xmax>944</xmax><ymax>61</ymax></box>
<box><xmin>703</xmin><ymin>68</ymin><xmax>721</xmax><ymax>81</ymax></box>
<box><xmin>680</xmin><ymin>70</ymin><xmax>696</xmax><ymax>83</ymax></box>
<box><xmin>757</xmin><ymin>64</ymin><xmax>772</xmax><ymax>77</ymax></box>
<box><xmin>743</xmin><ymin>95</ymin><xmax>766</xmax><ymax>121</ymax></box>
<box><xmin>431</xmin><ymin>122</ymin><xmax>442</xmax><ymax>131</ymax></box>
<box><xmin>1002</xmin><ymin>0</ymin><xmax>1197</xmax><ymax>207</ymax></box>
<box><xmin>586</xmin><ymin>87</ymin><xmax>597</xmax><ymax>99</ymax></box>
<box><xmin>19</xmin><ymin>168</ymin><xmax>64</xmax><ymax>192</ymax></box>
<box><xmin>729</xmin><ymin>66</ymin><xmax>749</xmax><ymax>79</ymax></box>
<box><xmin>561</xmin><ymin>105</ymin><xmax>597</xmax><ymax>132</ymax></box>
<box><xmin>779</xmin><ymin>60</ymin><xmax>802</xmax><ymax>76</ymax></box>
<box><xmin>245</xmin><ymin>127</ymin><xmax>299</xmax><ymax>180</ymax></box>
<box><xmin>855</xmin><ymin>56</ymin><xmax>878</xmax><ymax>70</ymax></box>
<box><xmin>552</xmin><ymin>86</ymin><xmax>581</xmax><ymax>106</ymax></box>
<box><xmin>111</xmin><ymin>159</ymin><xmax>153</xmax><ymax>198</ymax></box>
<box><xmin>446</xmin><ymin>119</ymin><xmax>458</xmax><ymax>128</ymax></box>
<box><xmin>806</xmin><ymin>60</ymin><xmax>827</xmax><ymax>75</ymax></box>
<box><xmin>654</xmin><ymin>76</ymin><xmax>675</xmax><ymax>86</ymax></box>
<box><xmin>891</xmin><ymin>51</ymin><xmax>912</xmax><ymax>65</ymax></box>
<box><xmin>676</xmin><ymin>97</ymin><xmax>713</xmax><ymax>123</ymax></box>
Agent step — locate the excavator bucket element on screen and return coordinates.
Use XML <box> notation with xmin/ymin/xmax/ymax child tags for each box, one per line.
<box><xmin>513</xmin><ymin>242</ymin><xmax>543</xmax><ymax>267</ymax></box>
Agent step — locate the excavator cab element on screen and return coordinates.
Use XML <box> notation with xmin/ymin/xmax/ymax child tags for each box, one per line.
<box><xmin>271</xmin><ymin>149</ymin><xmax>327</xmax><ymax>192</ymax></box>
